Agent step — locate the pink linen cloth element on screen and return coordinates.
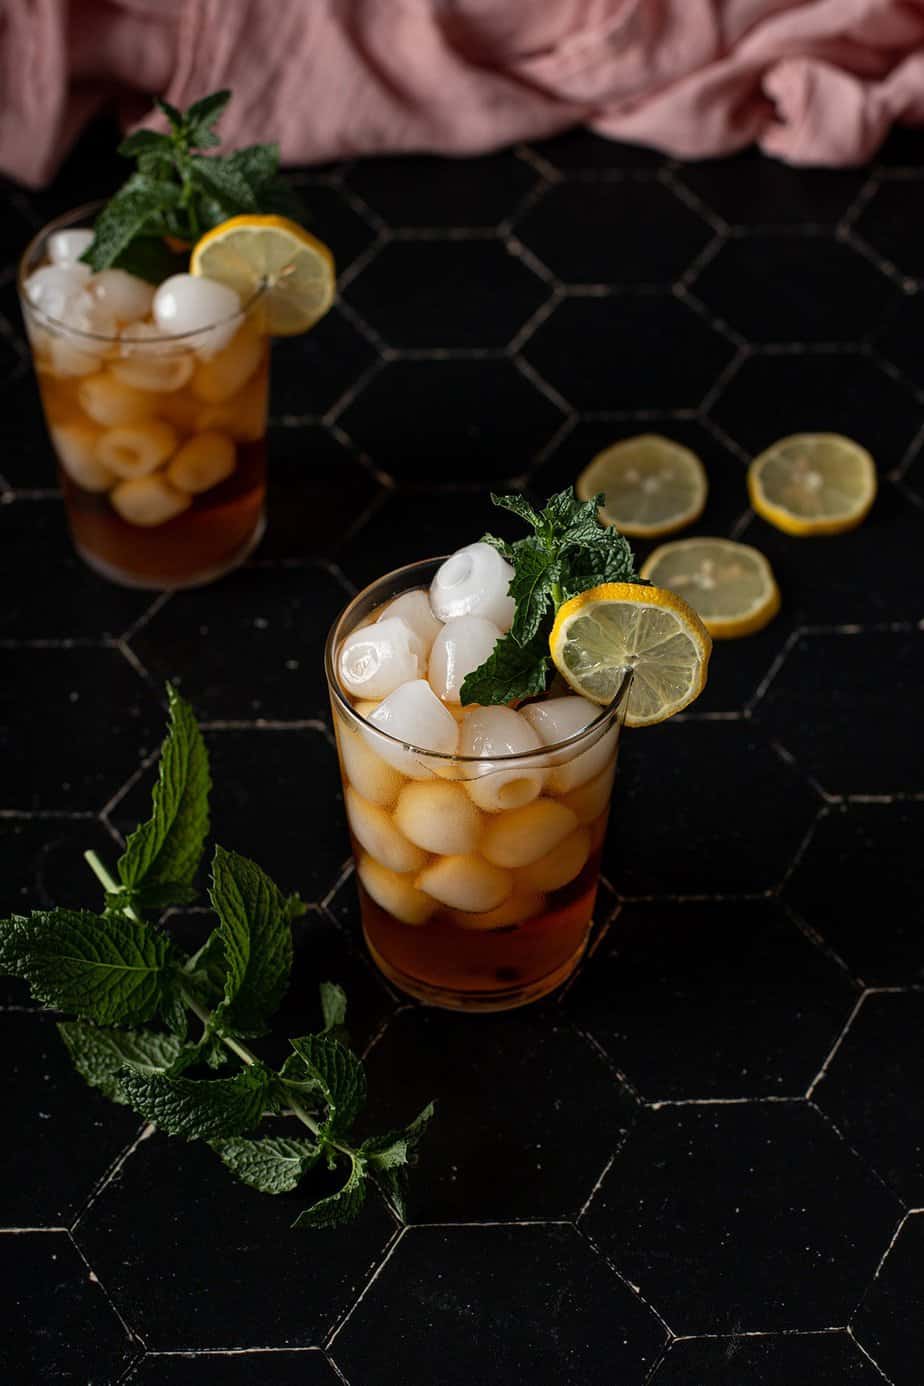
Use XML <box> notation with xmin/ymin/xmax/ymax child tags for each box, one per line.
<box><xmin>2</xmin><ymin>0</ymin><xmax>924</xmax><ymax>189</ymax></box>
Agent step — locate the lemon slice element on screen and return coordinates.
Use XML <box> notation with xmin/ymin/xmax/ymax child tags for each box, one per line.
<box><xmin>549</xmin><ymin>583</ymin><xmax>712</xmax><ymax>727</ymax></box>
<box><xmin>748</xmin><ymin>433</ymin><xmax>876</xmax><ymax>536</ymax></box>
<box><xmin>640</xmin><ymin>537</ymin><xmax>780</xmax><ymax>640</ymax></box>
<box><xmin>190</xmin><ymin>214</ymin><xmax>336</xmax><ymax>336</ymax></box>
<box><xmin>576</xmin><ymin>434</ymin><xmax>708</xmax><ymax>538</ymax></box>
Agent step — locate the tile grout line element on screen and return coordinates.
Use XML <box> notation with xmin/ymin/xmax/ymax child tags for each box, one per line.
<box><xmin>323</xmin><ymin>1224</ymin><xmax>407</xmax><ymax>1352</ymax></box>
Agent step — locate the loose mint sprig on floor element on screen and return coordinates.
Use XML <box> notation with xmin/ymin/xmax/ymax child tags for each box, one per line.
<box><xmin>0</xmin><ymin>686</ymin><xmax>432</xmax><ymax>1229</ymax></box>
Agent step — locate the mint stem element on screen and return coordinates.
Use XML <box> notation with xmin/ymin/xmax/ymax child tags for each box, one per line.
<box><xmin>551</xmin><ymin>580</ymin><xmax>563</xmax><ymax>607</ymax></box>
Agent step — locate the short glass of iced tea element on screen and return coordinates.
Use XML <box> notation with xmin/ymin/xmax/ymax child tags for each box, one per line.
<box><xmin>326</xmin><ymin>554</ymin><xmax>631</xmax><ymax>1012</ymax></box>
<box><xmin>18</xmin><ymin>203</ymin><xmax>269</xmax><ymax>589</ymax></box>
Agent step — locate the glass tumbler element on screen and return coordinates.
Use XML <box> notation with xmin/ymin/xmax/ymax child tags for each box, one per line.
<box><xmin>325</xmin><ymin>558</ymin><xmax>631</xmax><ymax>1012</ymax></box>
<box><xmin>18</xmin><ymin>203</ymin><xmax>270</xmax><ymax>589</ymax></box>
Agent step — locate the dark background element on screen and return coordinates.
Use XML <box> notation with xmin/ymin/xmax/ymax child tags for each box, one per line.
<box><xmin>1</xmin><ymin>120</ymin><xmax>923</xmax><ymax>1384</ymax></box>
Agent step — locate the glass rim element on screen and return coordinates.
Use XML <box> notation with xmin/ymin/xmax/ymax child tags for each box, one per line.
<box><xmin>17</xmin><ymin>199</ymin><xmax>265</xmax><ymax>346</ymax></box>
<box><xmin>324</xmin><ymin>555</ymin><xmax>632</xmax><ymax>765</ymax></box>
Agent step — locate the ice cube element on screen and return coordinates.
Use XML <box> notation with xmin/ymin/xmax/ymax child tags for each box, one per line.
<box><xmin>480</xmin><ymin>799</ymin><xmax>578</xmax><ymax>868</ymax></box>
<box><xmin>393</xmin><ymin>780</ymin><xmax>483</xmax><ymax>856</ymax></box>
<box><xmin>339</xmin><ymin>618</ymin><xmax>425</xmax><ymax>700</ymax></box>
<box><xmin>366</xmin><ymin>679</ymin><xmax>459</xmax><ymax>779</ymax></box>
<box><xmin>450</xmin><ymin>889</ymin><xmax>545</xmax><ymax>930</ymax></box>
<box><xmin>78</xmin><ymin>373</ymin><xmax>155</xmax><ymax>426</ymax></box>
<box><xmin>50</xmin><ymin>422</ymin><xmax>114</xmax><ymax>492</ymax></box>
<box><xmin>110</xmin><ymin>475</ymin><xmax>191</xmax><ymax>527</ymax></box>
<box><xmin>516</xmin><ymin>826</ymin><xmax>591</xmax><ymax>893</ymax></box>
<box><xmin>415</xmin><ymin>854</ymin><xmax>512</xmax><ymax>913</ymax></box>
<box><xmin>377</xmin><ymin>590</ymin><xmax>442</xmax><ymax>658</ymax></box>
<box><xmin>96</xmin><ymin>420</ymin><xmax>178</xmax><ymax>479</ymax></box>
<box><xmin>24</xmin><ymin>263</ymin><xmax>91</xmax><ymax>318</ymax></box>
<box><xmin>521</xmin><ymin>696</ymin><xmax>619</xmax><ymax>792</ymax></box>
<box><xmin>190</xmin><ymin>322</ymin><xmax>263</xmax><ymax>402</ymax></box>
<box><xmin>560</xmin><ymin>763</ymin><xmax>616</xmax><ymax>825</ymax></box>
<box><xmin>428</xmin><ymin>615</ymin><xmax>502</xmax><ymax>704</ymax></box>
<box><xmin>113</xmin><ymin>323</ymin><xmax>195</xmax><ymax>393</ymax></box>
<box><xmin>153</xmin><ymin>274</ymin><xmax>241</xmax><ymax>356</ymax></box>
<box><xmin>336</xmin><ymin>721</ymin><xmax>403</xmax><ymax>807</ymax></box>
<box><xmin>166</xmin><ymin>431</ymin><xmax>235</xmax><ymax>494</ymax></box>
<box><xmin>357</xmin><ymin>853</ymin><xmax>436</xmax><ymax>927</ymax></box>
<box><xmin>345</xmin><ymin>787</ymin><xmax>428</xmax><ymax>874</ymax></box>
<box><xmin>430</xmin><ymin>542</ymin><xmax>515</xmax><ymax>630</ymax></box>
<box><xmin>47</xmin><ymin>229</ymin><xmax>94</xmax><ymax>267</ymax></box>
<box><xmin>458</xmin><ymin>706</ymin><xmax>545</xmax><ymax>813</ymax></box>
<box><xmin>47</xmin><ymin>335</ymin><xmax>100</xmax><ymax>378</ymax></box>
<box><xmin>88</xmin><ymin>269</ymin><xmax>155</xmax><ymax>324</ymax></box>
<box><xmin>196</xmin><ymin>365</ymin><xmax>267</xmax><ymax>441</ymax></box>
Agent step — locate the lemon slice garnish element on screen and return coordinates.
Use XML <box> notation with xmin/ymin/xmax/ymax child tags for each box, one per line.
<box><xmin>190</xmin><ymin>214</ymin><xmax>335</xmax><ymax>336</ymax></box>
<box><xmin>747</xmin><ymin>433</ymin><xmax>876</xmax><ymax>536</ymax></box>
<box><xmin>576</xmin><ymin>434</ymin><xmax>708</xmax><ymax>538</ymax></box>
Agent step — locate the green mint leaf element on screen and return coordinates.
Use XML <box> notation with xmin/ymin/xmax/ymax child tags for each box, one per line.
<box><xmin>286</xmin><ymin>1034</ymin><xmax>366</xmax><ymax>1137</ymax></box>
<box><xmin>209</xmin><ymin>847</ymin><xmax>293</xmax><ymax>1036</ymax></box>
<box><xmin>154</xmin><ymin>95</ymin><xmax>185</xmax><ymax>130</ymax></box>
<box><xmin>189</xmin><ymin>155</ymin><xmax>259</xmax><ymax>213</ymax></box>
<box><xmin>560</xmin><ymin>528</ymin><xmax>639</xmax><ymax>598</ymax></box>
<box><xmin>118</xmin><ymin>685</ymin><xmax>211</xmax><ymax>898</ymax></box>
<box><xmin>58</xmin><ymin>1020</ymin><xmax>184</xmax><ymax>1103</ymax></box>
<box><xmin>112</xmin><ymin>235</ymin><xmax>187</xmax><ymax>286</ymax></box>
<box><xmin>508</xmin><ymin>542</ymin><xmax>559</xmax><ymax>645</ymax></box>
<box><xmin>225</xmin><ymin>142</ymin><xmax>279</xmax><ymax>189</ymax></box>
<box><xmin>292</xmin><ymin>1152</ymin><xmax>366</xmax><ymax>1230</ymax></box>
<box><xmin>0</xmin><ymin>909</ymin><xmax>175</xmax><ymax>1026</ymax></box>
<box><xmin>319</xmin><ymin>981</ymin><xmax>347</xmax><ymax>1034</ymax></box>
<box><xmin>159</xmin><ymin>987</ymin><xmax>190</xmax><ymax>1041</ymax></box>
<box><xmin>81</xmin><ymin>177</ymin><xmax>181</xmax><ymax>272</ymax></box>
<box><xmin>481</xmin><ymin>532</ymin><xmax>516</xmax><ymax>560</ymax></box>
<box><xmin>362</xmin><ymin>1101</ymin><xmax>435</xmax><ymax>1219</ymax></box>
<box><xmin>284</xmin><ymin>893</ymin><xmax>309</xmax><ymax>923</ymax></box>
<box><xmin>540</xmin><ymin>487</ymin><xmax>597</xmax><ymax>541</ymax></box>
<box><xmin>489</xmin><ymin>493</ymin><xmax>542</xmax><ymax>532</ymax></box>
<box><xmin>104</xmin><ymin>881</ymin><xmax>198</xmax><ymax>919</ymax></box>
<box><xmin>211</xmin><ymin>1135</ymin><xmax>321</xmax><ymax>1194</ymax></box>
<box><xmin>185</xmin><ymin>89</ymin><xmax>232</xmax><ymax>142</ymax></box>
<box><xmin>459</xmin><ymin>629</ymin><xmax>550</xmax><ymax>707</ymax></box>
<box><xmin>118</xmin><ymin>1064</ymin><xmax>271</xmax><ymax>1140</ymax></box>
<box><xmin>117</xmin><ymin>129</ymin><xmax>172</xmax><ymax>159</ymax></box>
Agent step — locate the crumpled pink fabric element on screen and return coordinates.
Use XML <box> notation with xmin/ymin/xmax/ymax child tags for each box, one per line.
<box><xmin>3</xmin><ymin>0</ymin><xmax>924</xmax><ymax>189</ymax></box>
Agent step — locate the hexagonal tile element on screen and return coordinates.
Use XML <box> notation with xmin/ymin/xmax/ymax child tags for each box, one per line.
<box><xmin>270</xmin><ymin>306</ymin><xmax>378</xmax><ymax>419</ymax></box>
<box><xmin>784</xmin><ymin>803</ymin><xmax>924</xmax><ymax>985</ymax></box>
<box><xmin>0</xmin><ymin>1012</ymin><xmax>142</xmax><ymax>1225</ymax></box>
<box><xmin>73</xmin><ymin>1133</ymin><xmax>395</xmax><ymax>1350</ymax></box>
<box><xmin>1</xmin><ymin>647</ymin><xmax>160</xmax><ymax>812</ymax></box>
<box><xmin>0</xmin><ymin>370</ymin><xmax>57</xmax><ymax>488</ymax></box>
<box><xmin>298</xmin><ymin>183</ymin><xmax>377</xmax><ymax>275</ymax></box>
<box><xmin>332</xmin><ymin>1224</ymin><xmax>665</xmax><ymax>1385</ymax></box>
<box><xmin>583</xmin><ymin>1103</ymin><xmax>902</xmax><ymax>1333</ymax></box>
<box><xmin>872</xmin><ymin>286</ymin><xmax>924</xmax><ymax>390</ymax></box>
<box><xmin>343</xmin><ymin>240</ymin><xmax>550</xmax><ymax>349</ymax></box>
<box><xmin>674</xmin><ymin>150</ymin><xmax>868</xmax><ymax>227</ymax></box>
<box><xmin>357</xmin><ymin>1007</ymin><xmax>636</xmax><ymax>1220</ymax></box>
<box><xmin>527</xmin><ymin>129</ymin><xmax>666</xmax><ymax>171</ymax></box>
<box><xmin>813</xmin><ymin>991</ymin><xmax>924</xmax><ymax>1204</ymax></box>
<box><xmin>131</xmin><ymin>1352</ymin><xmax>340</xmax><ymax>1385</ymax></box>
<box><xmin>257</xmin><ymin>425</ymin><xmax>382</xmax><ymax>563</ymax></box>
<box><xmin>652</xmin><ymin>1331</ymin><xmax>886</xmax><ymax>1384</ymax></box>
<box><xmin>514</xmin><ymin>180</ymin><xmax>712</xmax><ymax>285</ymax></box>
<box><xmin>129</xmin><ymin>563</ymin><xmax>350</xmax><ymax>722</ymax></box>
<box><xmin>345</xmin><ymin>151</ymin><xmax>538</xmax><ymax>228</ymax></box>
<box><xmin>522</xmin><ymin>295</ymin><xmax>736</xmax><ymax>411</ymax></box>
<box><xmin>709</xmin><ymin>353</ymin><xmax>921</xmax><ymax>468</ymax></box>
<box><xmin>336</xmin><ymin>359</ymin><xmax>563</xmax><ymax>485</ymax></box>
<box><xmin>568</xmin><ymin>900</ymin><xmax>856</xmax><ymax>1100</ymax></box>
<box><xmin>754</xmin><ymin>630</ymin><xmax>924</xmax><ymax>798</ymax></box>
<box><xmin>854</xmin><ymin>181</ymin><xmax>924</xmax><ymax>279</ymax></box>
<box><xmin>875</xmin><ymin>125</ymin><xmax>924</xmax><ymax>167</ymax></box>
<box><xmin>0</xmin><ymin>1231</ymin><xmax>135</xmax><ymax>1380</ymax></box>
<box><xmin>604</xmin><ymin>722</ymin><xmax>820</xmax><ymax>897</ymax></box>
<box><xmin>852</xmin><ymin>1213</ymin><xmax>924</xmax><ymax>1386</ymax></box>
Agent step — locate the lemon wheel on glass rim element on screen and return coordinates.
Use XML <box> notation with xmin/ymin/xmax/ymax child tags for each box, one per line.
<box><xmin>549</xmin><ymin>583</ymin><xmax>712</xmax><ymax>727</ymax></box>
<box><xmin>747</xmin><ymin>433</ymin><xmax>876</xmax><ymax>536</ymax></box>
<box><xmin>576</xmin><ymin>434</ymin><xmax>708</xmax><ymax>538</ymax></box>
<box><xmin>640</xmin><ymin>537</ymin><xmax>780</xmax><ymax>639</ymax></box>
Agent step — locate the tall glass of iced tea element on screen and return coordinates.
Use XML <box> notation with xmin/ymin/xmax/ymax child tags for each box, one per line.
<box><xmin>326</xmin><ymin>556</ymin><xmax>631</xmax><ymax>1012</ymax></box>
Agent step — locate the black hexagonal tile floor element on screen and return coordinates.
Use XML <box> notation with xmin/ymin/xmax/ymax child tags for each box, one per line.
<box><xmin>345</xmin><ymin>151</ymin><xmax>538</xmax><ymax>228</ymax></box>
<box><xmin>298</xmin><ymin>183</ymin><xmax>378</xmax><ymax>276</ymax></box>
<box><xmin>1</xmin><ymin>647</ymin><xmax>161</xmax><ymax>812</ymax></box>
<box><xmin>692</xmin><ymin>235</ymin><xmax>898</xmax><ymax>342</ymax></box>
<box><xmin>709</xmin><ymin>353</ymin><xmax>921</xmax><ymax>469</ymax></box>
<box><xmin>0</xmin><ymin>324</ymin><xmax>22</xmax><ymax>384</ymax></box>
<box><xmin>568</xmin><ymin>899</ymin><xmax>856</xmax><ymax>1099</ymax></box>
<box><xmin>357</xmin><ymin>1006</ymin><xmax>635</xmax><ymax>1221</ymax></box>
<box><xmin>754</xmin><ymin>630</ymin><xmax>924</xmax><ymax>798</ymax></box>
<box><xmin>583</xmin><ymin>1103</ymin><xmax>902</xmax><ymax>1334</ymax></box>
<box><xmin>256</xmin><ymin>425</ymin><xmax>382</xmax><ymax>563</ymax></box>
<box><xmin>331</xmin><ymin>1223</ymin><xmax>666</xmax><ymax>1385</ymax></box>
<box><xmin>853</xmin><ymin>181</ymin><xmax>924</xmax><ymax>279</ymax></box>
<box><xmin>0</xmin><ymin>1012</ymin><xmax>142</xmax><ymax>1226</ymax></box>
<box><xmin>813</xmin><ymin>991</ymin><xmax>924</xmax><ymax>1205</ymax></box>
<box><xmin>875</xmin><ymin>126</ymin><xmax>924</xmax><ymax>166</ymax></box>
<box><xmin>527</xmin><ymin>129</ymin><xmax>666</xmax><ymax>171</ymax></box>
<box><xmin>0</xmin><ymin>1231</ymin><xmax>135</xmax><ymax>1381</ymax></box>
<box><xmin>73</xmin><ymin>1133</ymin><xmax>395</xmax><ymax>1351</ymax></box>
<box><xmin>852</xmin><ymin>1213</ymin><xmax>924</xmax><ymax>1386</ymax></box>
<box><xmin>343</xmin><ymin>239</ymin><xmax>550</xmax><ymax>349</ymax></box>
<box><xmin>604</xmin><ymin>722</ymin><xmax>820</xmax><ymax>897</ymax></box>
<box><xmin>522</xmin><ymin>294</ymin><xmax>736</xmax><ymax>411</ymax></box>
<box><xmin>652</xmin><ymin>1331</ymin><xmax>886</xmax><ymax>1384</ymax></box>
<box><xmin>130</xmin><ymin>1351</ymin><xmax>340</xmax><ymax>1385</ymax></box>
<box><xmin>336</xmin><ymin>359</ymin><xmax>564</xmax><ymax>484</ymax></box>
<box><xmin>514</xmin><ymin>180</ymin><xmax>712</xmax><ymax>285</ymax></box>
<box><xmin>873</xmin><ymin>286</ymin><xmax>924</xmax><ymax>390</ymax></box>
<box><xmin>0</xmin><ymin>371</ymin><xmax>57</xmax><ymax>488</ymax></box>
<box><xmin>674</xmin><ymin>150</ymin><xmax>868</xmax><ymax>227</ymax></box>
<box><xmin>270</xmin><ymin>306</ymin><xmax>379</xmax><ymax>419</ymax></box>
<box><xmin>129</xmin><ymin>563</ymin><xmax>350</xmax><ymax>723</ymax></box>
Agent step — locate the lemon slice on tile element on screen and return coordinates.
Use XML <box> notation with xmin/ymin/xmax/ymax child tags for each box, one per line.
<box><xmin>576</xmin><ymin>434</ymin><xmax>708</xmax><ymax>538</ymax></box>
<box><xmin>640</xmin><ymin>537</ymin><xmax>780</xmax><ymax>639</ymax></box>
<box><xmin>190</xmin><ymin>215</ymin><xmax>335</xmax><ymax>336</ymax></box>
<box><xmin>747</xmin><ymin>433</ymin><xmax>876</xmax><ymax>536</ymax></box>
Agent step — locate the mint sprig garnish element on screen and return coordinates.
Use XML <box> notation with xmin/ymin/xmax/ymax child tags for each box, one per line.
<box><xmin>0</xmin><ymin>686</ymin><xmax>433</xmax><ymax>1230</ymax></box>
<box><xmin>81</xmin><ymin>89</ymin><xmax>305</xmax><ymax>282</ymax></box>
<box><xmin>459</xmin><ymin>487</ymin><xmax>642</xmax><ymax>706</ymax></box>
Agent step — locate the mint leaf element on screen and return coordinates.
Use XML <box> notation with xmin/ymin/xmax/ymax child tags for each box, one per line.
<box><xmin>319</xmin><ymin>981</ymin><xmax>347</xmax><ymax>1033</ymax></box>
<box><xmin>81</xmin><ymin>177</ymin><xmax>181</xmax><ymax>272</ymax></box>
<box><xmin>0</xmin><ymin>909</ymin><xmax>175</xmax><ymax>1025</ymax></box>
<box><xmin>362</xmin><ymin>1101</ymin><xmax>435</xmax><ymax>1219</ymax></box>
<box><xmin>117</xmin><ymin>129</ymin><xmax>172</xmax><ymax>159</ymax></box>
<box><xmin>284</xmin><ymin>893</ymin><xmax>309</xmax><ymax>923</ymax></box>
<box><xmin>286</xmin><ymin>1034</ymin><xmax>366</xmax><ymax>1137</ymax></box>
<box><xmin>489</xmin><ymin>493</ymin><xmax>542</xmax><ymax>531</ymax></box>
<box><xmin>112</xmin><ymin>235</ymin><xmax>186</xmax><ymax>285</ymax></box>
<box><xmin>292</xmin><ymin>1152</ymin><xmax>366</xmax><ymax>1230</ymax></box>
<box><xmin>118</xmin><ymin>685</ymin><xmax>210</xmax><ymax>899</ymax></box>
<box><xmin>459</xmin><ymin>629</ymin><xmax>550</xmax><ymax>706</ymax></box>
<box><xmin>507</xmin><ymin>542</ymin><xmax>559</xmax><ymax>645</ymax></box>
<box><xmin>481</xmin><ymin>532</ymin><xmax>516</xmax><ymax>560</ymax></box>
<box><xmin>58</xmin><ymin>1020</ymin><xmax>184</xmax><ymax>1103</ymax></box>
<box><xmin>154</xmin><ymin>95</ymin><xmax>185</xmax><ymax>129</ymax></box>
<box><xmin>185</xmin><ymin>89</ymin><xmax>232</xmax><ymax>145</ymax></box>
<box><xmin>561</xmin><ymin>529</ymin><xmax>639</xmax><ymax>596</ymax></box>
<box><xmin>212</xmin><ymin>1135</ymin><xmax>321</xmax><ymax>1194</ymax></box>
<box><xmin>189</xmin><ymin>155</ymin><xmax>259</xmax><ymax>213</ymax></box>
<box><xmin>226</xmin><ymin>143</ymin><xmax>279</xmax><ymax>191</ymax></box>
<box><xmin>119</xmin><ymin>1065</ymin><xmax>271</xmax><ymax>1140</ymax></box>
<box><xmin>209</xmin><ymin>847</ymin><xmax>293</xmax><ymax>1036</ymax></box>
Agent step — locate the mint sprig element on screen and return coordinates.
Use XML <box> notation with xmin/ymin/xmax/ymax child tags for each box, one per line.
<box><xmin>460</xmin><ymin>487</ymin><xmax>642</xmax><ymax>706</ymax></box>
<box><xmin>0</xmin><ymin>686</ymin><xmax>433</xmax><ymax>1230</ymax></box>
<box><xmin>81</xmin><ymin>89</ymin><xmax>305</xmax><ymax>282</ymax></box>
